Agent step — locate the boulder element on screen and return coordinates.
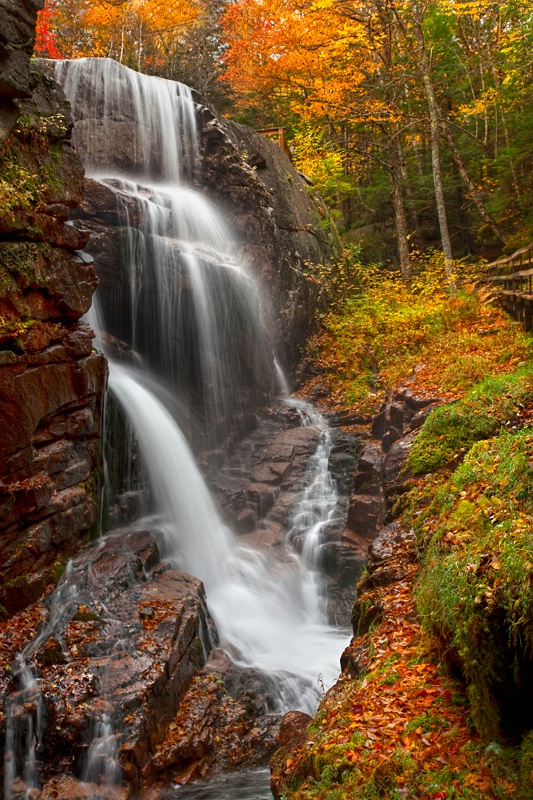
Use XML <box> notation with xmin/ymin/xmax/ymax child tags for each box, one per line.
<box><xmin>200</xmin><ymin>113</ymin><xmax>339</xmax><ymax>367</ymax></box>
<box><xmin>4</xmin><ymin>530</ymin><xmax>216</xmax><ymax>795</ymax></box>
<box><xmin>0</xmin><ymin>0</ymin><xmax>43</xmax><ymax>143</ymax></box>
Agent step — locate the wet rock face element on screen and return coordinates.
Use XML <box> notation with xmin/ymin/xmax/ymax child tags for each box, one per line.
<box><xmin>0</xmin><ymin>63</ymin><xmax>106</xmax><ymax>616</ymax></box>
<box><xmin>210</xmin><ymin>402</ymin><xmax>360</xmax><ymax>625</ymax></box>
<box><xmin>199</xmin><ymin>114</ymin><xmax>338</xmax><ymax>367</ymax></box>
<box><xmin>148</xmin><ymin>649</ymin><xmax>280</xmax><ymax>791</ymax></box>
<box><xmin>2</xmin><ymin>529</ymin><xmax>216</xmax><ymax>798</ymax></box>
<box><xmin>0</xmin><ymin>0</ymin><xmax>43</xmax><ymax>144</ymax></box>
<box><xmin>63</xmin><ymin>65</ymin><xmax>337</xmax><ymax>377</ymax></box>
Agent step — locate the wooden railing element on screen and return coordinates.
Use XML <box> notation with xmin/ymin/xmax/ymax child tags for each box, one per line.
<box><xmin>256</xmin><ymin>127</ymin><xmax>292</xmax><ymax>161</ymax></box>
<box><xmin>483</xmin><ymin>242</ymin><xmax>533</xmax><ymax>330</ymax></box>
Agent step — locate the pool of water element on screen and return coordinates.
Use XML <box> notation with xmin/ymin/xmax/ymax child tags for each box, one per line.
<box><xmin>162</xmin><ymin>768</ymin><xmax>272</xmax><ymax>799</ymax></box>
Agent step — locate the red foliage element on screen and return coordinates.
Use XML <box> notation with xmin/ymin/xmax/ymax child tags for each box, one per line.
<box><xmin>35</xmin><ymin>2</ymin><xmax>63</xmax><ymax>59</ymax></box>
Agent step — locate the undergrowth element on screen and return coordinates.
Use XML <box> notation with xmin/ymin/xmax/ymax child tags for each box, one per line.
<box><xmin>408</xmin><ymin>366</ymin><xmax>533</xmax><ymax>473</ymax></box>
<box><xmin>302</xmin><ymin>252</ymin><xmax>531</xmax><ymax>412</ymax></box>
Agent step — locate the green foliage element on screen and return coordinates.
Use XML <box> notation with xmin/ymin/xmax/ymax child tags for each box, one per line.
<box><xmin>0</xmin><ymin>153</ymin><xmax>47</xmax><ymax>222</ymax></box>
<box><xmin>304</xmin><ymin>251</ymin><xmax>531</xmax><ymax>412</ymax></box>
<box><xmin>292</xmin><ymin>125</ymin><xmax>355</xmax><ymax>223</ymax></box>
<box><xmin>51</xmin><ymin>558</ymin><xmax>66</xmax><ymax>585</ymax></box>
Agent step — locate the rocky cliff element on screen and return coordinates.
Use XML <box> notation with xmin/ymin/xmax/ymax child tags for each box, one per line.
<box><xmin>198</xmin><ymin>113</ymin><xmax>339</xmax><ymax>367</ymax></box>
<box><xmin>0</xmin><ymin>0</ymin><xmax>43</xmax><ymax>144</ymax></box>
<box><xmin>0</xmin><ymin>57</ymin><xmax>106</xmax><ymax>616</ymax></box>
<box><xmin>59</xmin><ymin>61</ymin><xmax>338</xmax><ymax>384</ymax></box>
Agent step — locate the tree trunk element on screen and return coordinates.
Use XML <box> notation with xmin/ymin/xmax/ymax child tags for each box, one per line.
<box><xmin>441</xmin><ymin>121</ymin><xmax>505</xmax><ymax>245</ymax></box>
<box><xmin>390</xmin><ymin>127</ymin><xmax>411</xmax><ymax>278</ymax></box>
<box><xmin>411</xmin><ymin>3</ymin><xmax>456</xmax><ymax>293</ymax></box>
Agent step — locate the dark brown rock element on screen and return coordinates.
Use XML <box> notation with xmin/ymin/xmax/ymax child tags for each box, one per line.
<box><xmin>0</xmin><ymin>0</ymin><xmax>43</xmax><ymax>144</ymax></box>
<box><xmin>0</xmin><ymin>61</ymin><xmax>106</xmax><ymax>616</ymax></box>
<box><xmin>383</xmin><ymin>429</ymin><xmax>418</xmax><ymax>500</ymax></box>
<box><xmin>340</xmin><ymin>638</ymin><xmax>371</xmax><ymax>679</ymax></box>
<box><xmin>353</xmin><ymin>442</ymin><xmax>382</xmax><ymax>495</ymax></box>
<box><xmin>278</xmin><ymin>710</ymin><xmax>313</xmax><ymax>748</ymax></box>
<box><xmin>0</xmin><ymin>243</ymin><xmax>98</xmax><ymax>323</ymax></box>
<box><xmin>346</xmin><ymin>494</ymin><xmax>384</xmax><ymax>536</ymax></box>
<box><xmin>146</xmin><ymin>648</ymin><xmax>279</xmax><ymax>789</ymax></box>
<box><xmin>199</xmin><ymin>114</ymin><xmax>339</xmax><ymax>368</ymax></box>
<box><xmin>344</xmin><ymin>441</ymin><xmax>384</xmax><ymax>550</ymax></box>
<box><xmin>8</xmin><ymin>530</ymin><xmax>216</xmax><ymax>794</ymax></box>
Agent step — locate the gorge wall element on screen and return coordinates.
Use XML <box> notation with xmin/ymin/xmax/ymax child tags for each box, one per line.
<box><xmin>0</xmin><ymin>29</ymin><xmax>106</xmax><ymax>617</ymax></box>
<box><xmin>0</xmin><ymin>39</ymin><xmax>339</xmax><ymax>616</ymax></box>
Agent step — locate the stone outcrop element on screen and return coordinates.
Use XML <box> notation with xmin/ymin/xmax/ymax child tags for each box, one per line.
<box><xmin>57</xmin><ymin>58</ymin><xmax>338</xmax><ymax>378</ymax></box>
<box><xmin>0</xmin><ymin>0</ymin><xmax>43</xmax><ymax>144</ymax></box>
<box><xmin>147</xmin><ymin>649</ymin><xmax>280</xmax><ymax>791</ymax></box>
<box><xmin>2</xmin><ymin>529</ymin><xmax>216</xmax><ymax>798</ymax></box>
<box><xmin>200</xmin><ymin>115</ymin><xmax>339</xmax><ymax>366</ymax></box>
<box><xmin>0</xmin><ymin>62</ymin><xmax>106</xmax><ymax>616</ymax></box>
<box><xmin>45</xmin><ymin>58</ymin><xmax>339</xmax><ymax>452</ymax></box>
<box><xmin>210</xmin><ymin>401</ymin><xmax>360</xmax><ymax>623</ymax></box>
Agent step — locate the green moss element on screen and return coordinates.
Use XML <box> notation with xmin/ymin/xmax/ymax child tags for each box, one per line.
<box><xmin>51</xmin><ymin>557</ymin><xmax>66</xmax><ymax>585</ymax></box>
<box><xmin>0</xmin><ymin>241</ymin><xmax>52</xmax><ymax>299</ymax></box>
<box><xmin>0</xmin><ymin>317</ymin><xmax>39</xmax><ymax>349</ymax></box>
<box><xmin>0</xmin><ymin>144</ymin><xmax>48</xmax><ymax>222</ymax></box>
<box><xmin>415</xmin><ymin>427</ymin><xmax>533</xmax><ymax>739</ymax></box>
<box><xmin>408</xmin><ymin>365</ymin><xmax>533</xmax><ymax>474</ymax></box>
<box><xmin>517</xmin><ymin>731</ymin><xmax>533</xmax><ymax>798</ymax></box>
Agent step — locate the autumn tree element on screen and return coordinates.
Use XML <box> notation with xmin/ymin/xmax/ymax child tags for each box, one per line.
<box><xmin>221</xmin><ymin>0</ymin><xmax>533</xmax><ymax>270</ymax></box>
<box><xmin>34</xmin><ymin>0</ymin><xmax>63</xmax><ymax>59</ymax></box>
<box><xmin>35</xmin><ymin>0</ymin><xmax>201</xmax><ymax>71</ymax></box>
<box><xmin>36</xmin><ymin>0</ymin><xmax>533</xmax><ymax>262</ymax></box>
<box><xmin>149</xmin><ymin>0</ymin><xmax>234</xmax><ymax>112</ymax></box>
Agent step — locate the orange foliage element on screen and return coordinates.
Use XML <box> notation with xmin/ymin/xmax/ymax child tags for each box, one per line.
<box><xmin>35</xmin><ymin>2</ymin><xmax>63</xmax><ymax>59</ymax></box>
<box><xmin>35</xmin><ymin>0</ymin><xmax>201</xmax><ymax>69</ymax></box>
<box><xmin>221</xmin><ymin>0</ymin><xmax>374</xmax><ymax>121</ymax></box>
<box><xmin>273</xmin><ymin>524</ymin><xmax>520</xmax><ymax>798</ymax></box>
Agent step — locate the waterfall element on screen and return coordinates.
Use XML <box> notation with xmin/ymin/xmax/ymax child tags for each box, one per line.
<box><xmin>107</xmin><ymin>361</ymin><xmax>346</xmax><ymax>711</ymax></box>
<box><xmin>56</xmin><ymin>57</ymin><xmax>275</xmax><ymax>446</ymax></box>
<box><xmin>52</xmin><ymin>56</ymin><xmax>347</xmax><ymax>705</ymax></box>
<box><xmin>3</xmin><ymin>567</ymin><xmax>79</xmax><ymax>800</ymax></box>
<box><xmin>36</xmin><ymin>55</ymin><xmax>349</xmax><ymax>783</ymax></box>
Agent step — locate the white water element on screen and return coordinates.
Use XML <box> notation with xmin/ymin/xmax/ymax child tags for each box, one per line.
<box><xmin>55</xmin><ymin>57</ymin><xmax>198</xmax><ymax>182</ymax></box>
<box><xmin>54</xmin><ymin>53</ymin><xmax>347</xmax><ymax>723</ymax></box>
<box><xmin>109</xmin><ymin>362</ymin><xmax>346</xmax><ymax>711</ymax></box>
<box><xmin>3</xmin><ymin>657</ymin><xmax>42</xmax><ymax>800</ymax></box>
<box><xmin>3</xmin><ymin>568</ymin><xmax>80</xmax><ymax>799</ymax></box>
<box><xmin>3</xmin><ymin>54</ymin><xmax>351</xmax><ymax>798</ymax></box>
<box><xmin>97</xmin><ymin>178</ymin><xmax>272</xmax><ymax>426</ymax></box>
<box><xmin>56</xmin><ymin>58</ymin><xmax>274</xmax><ymax>439</ymax></box>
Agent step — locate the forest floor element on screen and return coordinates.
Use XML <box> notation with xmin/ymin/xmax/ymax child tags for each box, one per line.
<box><xmin>272</xmin><ymin>258</ymin><xmax>533</xmax><ymax>799</ymax></box>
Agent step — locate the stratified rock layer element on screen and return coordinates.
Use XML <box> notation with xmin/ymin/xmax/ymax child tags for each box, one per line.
<box><xmin>0</xmin><ymin>62</ymin><xmax>106</xmax><ymax>615</ymax></box>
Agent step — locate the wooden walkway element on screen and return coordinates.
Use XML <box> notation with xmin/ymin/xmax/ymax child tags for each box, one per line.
<box><xmin>484</xmin><ymin>242</ymin><xmax>533</xmax><ymax>330</ymax></box>
<box><xmin>256</xmin><ymin>127</ymin><xmax>292</xmax><ymax>161</ymax></box>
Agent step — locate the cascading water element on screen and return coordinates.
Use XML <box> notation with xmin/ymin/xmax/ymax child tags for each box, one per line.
<box><xmin>55</xmin><ymin>58</ymin><xmax>274</xmax><ymax>448</ymax></box>
<box><xmin>2</xmin><ymin>55</ymin><xmax>355</xmax><ymax>794</ymax></box>
<box><xmin>3</xmin><ymin>566</ymin><xmax>80</xmax><ymax>800</ymax></box>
